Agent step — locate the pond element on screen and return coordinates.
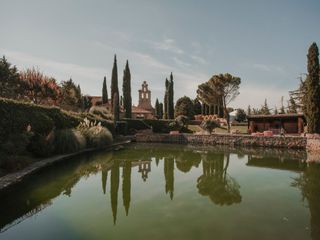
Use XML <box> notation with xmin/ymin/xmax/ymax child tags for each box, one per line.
<box><xmin>0</xmin><ymin>143</ymin><xmax>319</xmax><ymax>240</ymax></box>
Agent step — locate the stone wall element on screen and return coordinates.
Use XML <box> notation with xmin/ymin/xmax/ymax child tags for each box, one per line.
<box><xmin>136</xmin><ymin>133</ymin><xmax>307</xmax><ymax>149</ymax></box>
<box><xmin>306</xmin><ymin>134</ymin><xmax>320</xmax><ymax>152</ymax></box>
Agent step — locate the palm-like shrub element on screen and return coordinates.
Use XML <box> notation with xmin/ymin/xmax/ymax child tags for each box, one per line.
<box><xmin>78</xmin><ymin>118</ymin><xmax>113</xmax><ymax>148</ymax></box>
<box><xmin>54</xmin><ymin>129</ymin><xmax>86</xmax><ymax>154</ymax></box>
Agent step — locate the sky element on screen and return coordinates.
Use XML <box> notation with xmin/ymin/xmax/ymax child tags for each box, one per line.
<box><xmin>1</xmin><ymin>0</ymin><xmax>320</xmax><ymax>109</ymax></box>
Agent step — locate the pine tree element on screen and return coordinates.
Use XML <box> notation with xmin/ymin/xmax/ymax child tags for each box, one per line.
<box><xmin>155</xmin><ymin>98</ymin><xmax>160</xmax><ymax>118</ymax></box>
<box><xmin>168</xmin><ymin>72</ymin><xmax>174</xmax><ymax>119</ymax></box>
<box><xmin>260</xmin><ymin>99</ymin><xmax>270</xmax><ymax>115</ymax></box>
<box><xmin>111</xmin><ymin>55</ymin><xmax>119</xmax><ymax>108</ymax></box>
<box><xmin>288</xmin><ymin>96</ymin><xmax>298</xmax><ymax>113</ymax></box>
<box><xmin>122</xmin><ymin>60</ymin><xmax>132</xmax><ymax>118</ymax></box>
<box><xmin>102</xmin><ymin>76</ymin><xmax>108</xmax><ymax>104</ymax></box>
<box><xmin>305</xmin><ymin>42</ymin><xmax>320</xmax><ymax>133</ymax></box>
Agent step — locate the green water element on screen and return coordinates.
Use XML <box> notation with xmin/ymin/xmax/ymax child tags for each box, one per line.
<box><xmin>0</xmin><ymin>143</ymin><xmax>319</xmax><ymax>240</ymax></box>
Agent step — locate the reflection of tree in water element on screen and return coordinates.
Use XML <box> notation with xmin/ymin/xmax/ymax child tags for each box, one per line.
<box><xmin>164</xmin><ymin>157</ymin><xmax>174</xmax><ymax>200</ymax></box>
<box><xmin>197</xmin><ymin>153</ymin><xmax>241</xmax><ymax>205</ymax></box>
<box><xmin>122</xmin><ymin>160</ymin><xmax>131</xmax><ymax>216</ymax></box>
<box><xmin>293</xmin><ymin>163</ymin><xmax>320</xmax><ymax>240</ymax></box>
<box><xmin>110</xmin><ymin>160</ymin><xmax>119</xmax><ymax>225</ymax></box>
<box><xmin>175</xmin><ymin>151</ymin><xmax>201</xmax><ymax>173</ymax></box>
<box><xmin>101</xmin><ymin>169</ymin><xmax>108</xmax><ymax>194</ymax></box>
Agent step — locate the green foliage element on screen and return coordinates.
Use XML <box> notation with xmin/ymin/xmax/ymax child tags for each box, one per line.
<box><xmin>102</xmin><ymin>76</ymin><xmax>108</xmax><ymax>104</ymax></box>
<box><xmin>169</xmin><ymin>115</ymin><xmax>189</xmax><ymax>131</ymax></box>
<box><xmin>27</xmin><ymin>132</ymin><xmax>54</xmax><ymax>157</ymax></box>
<box><xmin>155</xmin><ymin>98</ymin><xmax>160</xmax><ymax>118</ymax></box>
<box><xmin>197</xmin><ymin>73</ymin><xmax>241</xmax><ymax>132</ymax></box>
<box><xmin>54</xmin><ymin>129</ymin><xmax>86</xmax><ymax>154</ymax></box>
<box><xmin>0</xmin><ymin>98</ymin><xmax>115</xmax><ymax>143</ymax></box>
<box><xmin>60</xmin><ymin>78</ymin><xmax>82</xmax><ymax>111</ymax></box>
<box><xmin>159</xmin><ymin>102</ymin><xmax>163</xmax><ymax>119</ymax></box>
<box><xmin>288</xmin><ymin>96</ymin><xmax>298</xmax><ymax>113</ymax></box>
<box><xmin>247</xmin><ymin>105</ymin><xmax>252</xmax><ymax>115</ymax></box>
<box><xmin>122</xmin><ymin>60</ymin><xmax>132</xmax><ymax>118</ymax></box>
<box><xmin>0</xmin><ymin>56</ymin><xmax>20</xmax><ymax>99</ymax></box>
<box><xmin>260</xmin><ymin>99</ymin><xmax>271</xmax><ymax>115</ymax></box>
<box><xmin>113</xmin><ymin>92</ymin><xmax>120</xmax><ymax>122</ymax></box>
<box><xmin>304</xmin><ymin>42</ymin><xmax>320</xmax><ymax>133</ymax></box>
<box><xmin>82</xmin><ymin>95</ymin><xmax>92</xmax><ymax>110</ymax></box>
<box><xmin>84</xmin><ymin>126</ymin><xmax>113</xmax><ymax>148</ymax></box>
<box><xmin>164</xmin><ymin>78</ymin><xmax>169</xmax><ymax>119</ymax></box>
<box><xmin>174</xmin><ymin>96</ymin><xmax>195</xmax><ymax>119</ymax></box>
<box><xmin>168</xmin><ymin>72</ymin><xmax>174</xmax><ymax>119</ymax></box>
<box><xmin>235</xmin><ymin>108</ymin><xmax>247</xmax><ymax>122</ymax></box>
<box><xmin>200</xmin><ymin>120</ymin><xmax>220</xmax><ymax>134</ymax></box>
<box><xmin>111</xmin><ymin>55</ymin><xmax>119</xmax><ymax>108</ymax></box>
<box><xmin>193</xmin><ymin>98</ymin><xmax>202</xmax><ymax>115</ymax></box>
<box><xmin>89</xmin><ymin>106</ymin><xmax>113</xmax><ymax>120</ymax></box>
<box><xmin>1</xmin><ymin>133</ymin><xmax>31</xmax><ymax>155</ymax></box>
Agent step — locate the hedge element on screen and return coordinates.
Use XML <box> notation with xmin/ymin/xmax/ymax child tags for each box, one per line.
<box><xmin>123</xmin><ymin>118</ymin><xmax>174</xmax><ymax>133</ymax></box>
<box><xmin>0</xmin><ymin>98</ymin><xmax>114</xmax><ymax>143</ymax></box>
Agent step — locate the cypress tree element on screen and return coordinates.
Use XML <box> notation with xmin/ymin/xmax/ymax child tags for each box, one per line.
<box><xmin>164</xmin><ymin>78</ymin><xmax>169</xmax><ymax>119</ymax></box>
<box><xmin>102</xmin><ymin>76</ymin><xmax>108</xmax><ymax>104</ymax></box>
<box><xmin>122</xmin><ymin>60</ymin><xmax>132</xmax><ymax>118</ymax></box>
<box><xmin>111</xmin><ymin>55</ymin><xmax>119</xmax><ymax>108</ymax></box>
<box><xmin>159</xmin><ymin>102</ymin><xmax>164</xmax><ymax>119</ymax></box>
<box><xmin>113</xmin><ymin>92</ymin><xmax>120</xmax><ymax>123</ymax></box>
<box><xmin>155</xmin><ymin>98</ymin><xmax>160</xmax><ymax>118</ymax></box>
<box><xmin>168</xmin><ymin>72</ymin><xmax>174</xmax><ymax>119</ymax></box>
<box><xmin>305</xmin><ymin>42</ymin><xmax>320</xmax><ymax>133</ymax></box>
<box><xmin>247</xmin><ymin>105</ymin><xmax>252</xmax><ymax>115</ymax></box>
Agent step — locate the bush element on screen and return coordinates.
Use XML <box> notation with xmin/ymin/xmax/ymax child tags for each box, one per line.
<box><xmin>54</xmin><ymin>129</ymin><xmax>86</xmax><ymax>154</ymax></box>
<box><xmin>77</xmin><ymin>118</ymin><xmax>113</xmax><ymax>148</ymax></box>
<box><xmin>27</xmin><ymin>132</ymin><xmax>55</xmax><ymax>157</ymax></box>
<box><xmin>200</xmin><ymin>120</ymin><xmax>220</xmax><ymax>134</ymax></box>
<box><xmin>0</xmin><ymin>97</ymin><xmax>115</xmax><ymax>143</ymax></box>
<box><xmin>84</xmin><ymin>126</ymin><xmax>113</xmax><ymax>148</ymax></box>
<box><xmin>1</xmin><ymin>133</ymin><xmax>31</xmax><ymax>155</ymax></box>
<box><xmin>89</xmin><ymin>106</ymin><xmax>113</xmax><ymax>120</ymax></box>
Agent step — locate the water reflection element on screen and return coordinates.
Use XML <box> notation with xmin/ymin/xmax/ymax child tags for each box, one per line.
<box><xmin>197</xmin><ymin>153</ymin><xmax>241</xmax><ymax>205</ymax></box>
<box><xmin>293</xmin><ymin>163</ymin><xmax>320</xmax><ymax>240</ymax></box>
<box><xmin>0</xmin><ymin>143</ymin><xmax>318</xmax><ymax>239</ymax></box>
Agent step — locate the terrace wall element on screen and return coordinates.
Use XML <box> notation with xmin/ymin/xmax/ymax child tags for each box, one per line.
<box><xmin>136</xmin><ymin>133</ymin><xmax>307</xmax><ymax>149</ymax></box>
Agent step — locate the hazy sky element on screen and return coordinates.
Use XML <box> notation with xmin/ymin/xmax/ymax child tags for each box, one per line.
<box><xmin>1</xmin><ymin>0</ymin><xmax>319</xmax><ymax>109</ymax></box>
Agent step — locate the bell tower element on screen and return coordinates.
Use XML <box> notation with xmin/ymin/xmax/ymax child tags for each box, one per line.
<box><xmin>138</xmin><ymin>81</ymin><xmax>153</xmax><ymax>110</ymax></box>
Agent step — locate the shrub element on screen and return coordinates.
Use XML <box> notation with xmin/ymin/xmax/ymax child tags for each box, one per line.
<box><xmin>200</xmin><ymin>120</ymin><xmax>220</xmax><ymax>134</ymax></box>
<box><xmin>27</xmin><ymin>132</ymin><xmax>55</xmax><ymax>157</ymax></box>
<box><xmin>89</xmin><ymin>106</ymin><xmax>113</xmax><ymax>120</ymax></box>
<box><xmin>0</xmin><ymin>97</ymin><xmax>115</xmax><ymax>143</ymax></box>
<box><xmin>1</xmin><ymin>133</ymin><xmax>31</xmax><ymax>155</ymax></box>
<box><xmin>77</xmin><ymin>118</ymin><xmax>113</xmax><ymax>148</ymax></box>
<box><xmin>53</xmin><ymin>129</ymin><xmax>86</xmax><ymax>154</ymax></box>
<box><xmin>84</xmin><ymin>126</ymin><xmax>113</xmax><ymax>148</ymax></box>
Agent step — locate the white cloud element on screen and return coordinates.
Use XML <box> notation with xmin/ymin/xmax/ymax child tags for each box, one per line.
<box><xmin>251</xmin><ymin>63</ymin><xmax>286</xmax><ymax>74</ymax></box>
<box><xmin>146</xmin><ymin>38</ymin><xmax>184</xmax><ymax>54</ymax></box>
<box><xmin>190</xmin><ymin>55</ymin><xmax>207</xmax><ymax>65</ymax></box>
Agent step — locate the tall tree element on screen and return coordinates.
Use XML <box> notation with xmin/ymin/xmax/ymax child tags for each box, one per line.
<box><xmin>280</xmin><ymin>96</ymin><xmax>286</xmax><ymax>114</ymax></box>
<box><xmin>174</xmin><ymin>96</ymin><xmax>195</xmax><ymax>119</ymax></box>
<box><xmin>113</xmin><ymin>92</ymin><xmax>120</xmax><ymax>123</ymax></box>
<box><xmin>164</xmin><ymin>78</ymin><xmax>169</xmax><ymax>119</ymax></box>
<box><xmin>193</xmin><ymin>98</ymin><xmax>202</xmax><ymax>115</ymax></box>
<box><xmin>168</xmin><ymin>72</ymin><xmax>174</xmax><ymax>119</ymax></box>
<box><xmin>260</xmin><ymin>99</ymin><xmax>271</xmax><ymax>115</ymax></box>
<box><xmin>304</xmin><ymin>42</ymin><xmax>320</xmax><ymax>133</ymax></box>
<box><xmin>274</xmin><ymin>106</ymin><xmax>278</xmax><ymax>115</ymax></box>
<box><xmin>197</xmin><ymin>73</ymin><xmax>241</xmax><ymax>132</ymax></box>
<box><xmin>122</xmin><ymin>60</ymin><xmax>132</xmax><ymax>118</ymax></box>
<box><xmin>111</xmin><ymin>55</ymin><xmax>119</xmax><ymax>108</ymax></box>
<box><xmin>247</xmin><ymin>105</ymin><xmax>252</xmax><ymax>115</ymax></box>
<box><xmin>110</xmin><ymin>161</ymin><xmax>119</xmax><ymax>225</ymax></box>
<box><xmin>0</xmin><ymin>56</ymin><xmax>20</xmax><ymax>99</ymax></box>
<box><xmin>288</xmin><ymin>96</ymin><xmax>298</xmax><ymax>113</ymax></box>
<box><xmin>155</xmin><ymin>98</ymin><xmax>160</xmax><ymax>118</ymax></box>
<box><xmin>102</xmin><ymin>76</ymin><xmax>108</xmax><ymax>104</ymax></box>
<box><xmin>159</xmin><ymin>102</ymin><xmax>164</xmax><ymax>119</ymax></box>
<box><xmin>122</xmin><ymin>160</ymin><xmax>131</xmax><ymax>216</ymax></box>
